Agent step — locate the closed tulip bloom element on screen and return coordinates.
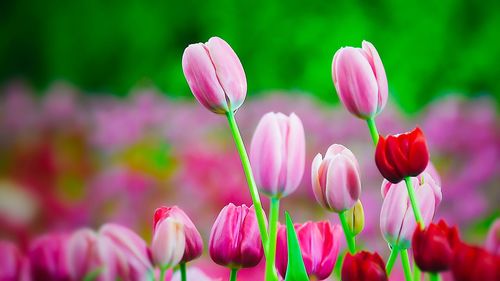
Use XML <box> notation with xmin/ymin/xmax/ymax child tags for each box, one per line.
<box><xmin>0</xmin><ymin>241</ymin><xmax>30</xmax><ymax>281</ymax></box>
<box><xmin>250</xmin><ymin>112</ymin><xmax>306</xmax><ymax>198</ymax></box>
<box><xmin>485</xmin><ymin>219</ymin><xmax>500</xmax><ymax>255</ymax></box>
<box><xmin>375</xmin><ymin>127</ymin><xmax>430</xmax><ymax>183</ymax></box>
<box><xmin>332</xmin><ymin>41</ymin><xmax>388</xmax><ymax>119</ymax></box>
<box><xmin>381</xmin><ymin>171</ymin><xmax>442</xmax><ymax>208</ymax></box>
<box><xmin>412</xmin><ymin>220</ymin><xmax>461</xmax><ymax>272</ymax></box>
<box><xmin>451</xmin><ymin>243</ymin><xmax>500</xmax><ymax>281</ymax></box>
<box><xmin>29</xmin><ymin>233</ymin><xmax>71</xmax><ymax>281</ymax></box>
<box><xmin>154</xmin><ymin>206</ymin><xmax>203</xmax><ymax>262</ymax></box>
<box><xmin>209</xmin><ymin>204</ymin><xmax>263</xmax><ymax>268</ymax></box>
<box><xmin>380</xmin><ymin>176</ymin><xmax>440</xmax><ymax>249</ymax></box>
<box><xmin>151</xmin><ymin>218</ymin><xmax>185</xmax><ymax>269</ymax></box>
<box><xmin>275</xmin><ymin>221</ymin><xmax>342</xmax><ymax>280</ymax></box>
<box><xmin>312</xmin><ymin>144</ymin><xmax>361</xmax><ymax>213</ymax></box>
<box><xmin>345</xmin><ymin>200</ymin><xmax>365</xmax><ymax>236</ymax></box>
<box><xmin>341</xmin><ymin>251</ymin><xmax>388</xmax><ymax>281</ymax></box>
<box><xmin>182</xmin><ymin>37</ymin><xmax>246</xmax><ymax>114</ymax></box>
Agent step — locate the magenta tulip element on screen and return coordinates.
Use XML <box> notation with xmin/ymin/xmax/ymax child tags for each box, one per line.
<box><xmin>153</xmin><ymin>206</ymin><xmax>203</xmax><ymax>263</ymax></box>
<box><xmin>275</xmin><ymin>221</ymin><xmax>342</xmax><ymax>280</ymax></box>
<box><xmin>28</xmin><ymin>233</ymin><xmax>71</xmax><ymax>281</ymax></box>
<box><xmin>380</xmin><ymin>176</ymin><xmax>441</xmax><ymax>249</ymax></box>
<box><xmin>0</xmin><ymin>241</ymin><xmax>30</xmax><ymax>281</ymax></box>
<box><xmin>332</xmin><ymin>40</ymin><xmax>388</xmax><ymax>119</ymax></box>
<box><xmin>182</xmin><ymin>37</ymin><xmax>246</xmax><ymax>114</ymax></box>
<box><xmin>312</xmin><ymin>144</ymin><xmax>361</xmax><ymax>213</ymax></box>
<box><xmin>209</xmin><ymin>203</ymin><xmax>264</xmax><ymax>268</ymax></box>
<box><xmin>485</xmin><ymin>218</ymin><xmax>500</xmax><ymax>255</ymax></box>
<box><xmin>250</xmin><ymin>112</ymin><xmax>305</xmax><ymax>198</ymax></box>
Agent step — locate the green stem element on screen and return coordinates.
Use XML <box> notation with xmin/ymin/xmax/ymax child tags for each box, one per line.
<box><xmin>413</xmin><ymin>263</ymin><xmax>421</xmax><ymax>281</ymax></box>
<box><xmin>265</xmin><ymin>198</ymin><xmax>280</xmax><ymax>281</ymax></box>
<box><xmin>230</xmin><ymin>268</ymin><xmax>238</xmax><ymax>281</ymax></box>
<box><xmin>429</xmin><ymin>272</ymin><xmax>441</xmax><ymax>281</ymax></box>
<box><xmin>226</xmin><ymin>111</ymin><xmax>269</xmax><ymax>248</ymax></box>
<box><xmin>159</xmin><ymin>267</ymin><xmax>166</xmax><ymax>281</ymax></box>
<box><xmin>339</xmin><ymin>211</ymin><xmax>356</xmax><ymax>253</ymax></box>
<box><xmin>404</xmin><ymin>177</ymin><xmax>424</xmax><ymax>226</ymax></box>
<box><xmin>400</xmin><ymin>249</ymin><xmax>413</xmax><ymax>281</ymax></box>
<box><xmin>386</xmin><ymin>247</ymin><xmax>399</xmax><ymax>275</ymax></box>
<box><xmin>179</xmin><ymin>263</ymin><xmax>186</xmax><ymax>281</ymax></box>
<box><xmin>366</xmin><ymin>118</ymin><xmax>380</xmax><ymax>145</ymax></box>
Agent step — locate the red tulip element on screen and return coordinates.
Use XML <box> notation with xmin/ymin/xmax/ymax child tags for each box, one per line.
<box><xmin>451</xmin><ymin>243</ymin><xmax>500</xmax><ymax>281</ymax></box>
<box><xmin>341</xmin><ymin>251</ymin><xmax>388</xmax><ymax>281</ymax></box>
<box><xmin>375</xmin><ymin>127</ymin><xmax>429</xmax><ymax>183</ymax></box>
<box><xmin>412</xmin><ymin>220</ymin><xmax>461</xmax><ymax>272</ymax></box>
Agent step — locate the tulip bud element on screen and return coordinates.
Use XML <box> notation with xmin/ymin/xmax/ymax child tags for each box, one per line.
<box><xmin>182</xmin><ymin>37</ymin><xmax>246</xmax><ymax>114</ymax></box>
<box><xmin>275</xmin><ymin>221</ymin><xmax>342</xmax><ymax>280</ymax></box>
<box><xmin>209</xmin><ymin>204</ymin><xmax>263</xmax><ymax>268</ymax></box>
<box><xmin>451</xmin><ymin>243</ymin><xmax>500</xmax><ymax>281</ymax></box>
<box><xmin>341</xmin><ymin>251</ymin><xmax>388</xmax><ymax>281</ymax></box>
<box><xmin>152</xmin><ymin>218</ymin><xmax>186</xmax><ymax>269</ymax></box>
<box><xmin>311</xmin><ymin>144</ymin><xmax>361</xmax><ymax>213</ymax></box>
<box><xmin>380</xmin><ymin>176</ymin><xmax>440</xmax><ymax>249</ymax></box>
<box><xmin>485</xmin><ymin>219</ymin><xmax>500</xmax><ymax>255</ymax></box>
<box><xmin>412</xmin><ymin>220</ymin><xmax>461</xmax><ymax>272</ymax></box>
<box><xmin>345</xmin><ymin>200</ymin><xmax>365</xmax><ymax>236</ymax></box>
<box><xmin>28</xmin><ymin>233</ymin><xmax>71</xmax><ymax>281</ymax></box>
<box><xmin>0</xmin><ymin>241</ymin><xmax>30</xmax><ymax>281</ymax></box>
<box><xmin>250</xmin><ymin>112</ymin><xmax>306</xmax><ymax>198</ymax></box>
<box><xmin>332</xmin><ymin>40</ymin><xmax>388</xmax><ymax>119</ymax></box>
<box><xmin>154</xmin><ymin>206</ymin><xmax>203</xmax><ymax>263</ymax></box>
<box><xmin>375</xmin><ymin>127</ymin><xmax>430</xmax><ymax>183</ymax></box>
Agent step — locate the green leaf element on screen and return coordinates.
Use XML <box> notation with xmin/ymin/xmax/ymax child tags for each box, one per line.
<box><xmin>83</xmin><ymin>268</ymin><xmax>103</xmax><ymax>281</ymax></box>
<box><xmin>284</xmin><ymin>212</ymin><xmax>309</xmax><ymax>281</ymax></box>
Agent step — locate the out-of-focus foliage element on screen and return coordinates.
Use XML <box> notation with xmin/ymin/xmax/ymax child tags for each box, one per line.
<box><xmin>1</xmin><ymin>0</ymin><xmax>499</xmax><ymax>112</ymax></box>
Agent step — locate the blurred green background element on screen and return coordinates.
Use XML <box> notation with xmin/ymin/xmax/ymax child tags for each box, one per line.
<box><xmin>1</xmin><ymin>0</ymin><xmax>499</xmax><ymax>113</ymax></box>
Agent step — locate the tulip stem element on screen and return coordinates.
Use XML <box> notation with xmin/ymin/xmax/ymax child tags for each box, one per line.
<box><xmin>404</xmin><ymin>177</ymin><xmax>424</xmax><ymax>226</ymax></box>
<box><xmin>159</xmin><ymin>267</ymin><xmax>166</xmax><ymax>281</ymax></box>
<box><xmin>265</xmin><ymin>198</ymin><xmax>280</xmax><ymax>281</ymax></box>
<box><xmin>386</xmin><ymin>247</ymin><xmax>399</xmax><ymax>275</ymax></box>
<box><xmin>366</xmin><ymin>118</ymin><xmax>380</xmax><ymax>145</ymax></box>
<box><xmin>226</xmin><ymin>111</ymin><xmax>269</xmax><ymax>248</ymax></box>
<box><xmin>180</xmin><ymin>263</ymin><xmax>186</xmax><ymax>281</ymax></box>
<box><xmin>230</xmin><ymin>268</ymin><xmax>238</xmax><ymax>281</ymax></box>
<box><xmin>429</xmin><ymin>272</ymin><xmax>440</xmax><ymax>281</ymax></box>
<box><xmin>339</xmin><ymin>211</ymin><xmax>356</xmax><ymax>253</ymax></box>
<box><xmin>413</xmin><ymin>263</ymin><xmax>421</xmax><ymax>281</ymax></box>
<box><xmin>400</xmin><ymin>249</ymin><xmax>413</xmax><ymax>281</ymax></box>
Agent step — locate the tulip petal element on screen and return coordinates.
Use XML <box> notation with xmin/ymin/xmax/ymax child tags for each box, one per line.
<box><xmin>362</xmin><ymin>40</ymin><xmax>388</xmax><ymax>114</ymax></box>
<box><xmin>283</xmin><ymin>113</ymin><xmax>305</xmax><ymax>196</ymax></box>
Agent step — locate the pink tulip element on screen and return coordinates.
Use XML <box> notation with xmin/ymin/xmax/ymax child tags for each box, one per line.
<box><xmin>485</xmin><ymin>218</ymin><xmax>500</xmax><ymax>255</ymax></box>
<box><xmin>209</xmin><ymin>204</ymin><xmax>264</xmax><ymax>268</ymax></box>
<box><xmin>250</xmin><ymin>112</ymin><xmax>306</xmax><ymax>198</ymax></box>
<box><xmin>182</xmin><ymin>37</ymin><xmax>246</xmax><ymax>114</ymax></box>
<box><xmin>0</xmin><ymin>241</ymin><xmax>30</xmax><ymax>281</ymax></box>
<box><xmin>332</xmin><ymin>40</ymin><xmax>388</xmax><ymax>119</ymax></box>
<box><xmin>381</xmin><ymin>171</ymin><xmax>442</xmax><ymax>208</ymax></box>
<box><xmin>311</xmin><ymin>144</ymin><xmax>361</xmax><ymax>213</ymax></box>
<box><xmin>380</xmin><ymin>176</ymin><xmax>441</xmax><ymax>249</ymax></box>
<box><xmin>28</xmin><ymin>233</ymin><xmax>71</xmax><ymax>281</ymax></box>
<box><xmin>275</xmin><ymin>221</ymin><xmax>342</xmax><ymax>280</ymax></box>
<box><xmin>151</xmin><ymin>217</ymin><xmax>185</xmax><ymax>269</ymax></box>
<box><xmin>153</xmin><ymin>206</ymin><xmax>203</xmax><ymax>263</ymax></box>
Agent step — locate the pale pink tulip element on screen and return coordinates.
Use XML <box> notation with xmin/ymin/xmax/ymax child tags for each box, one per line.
<box><xmin>312</xmin><ymin>144</ymin><xmax>361</xmax><ymax>213</ymax></box>
<box><xmin>381</xmin><ymin>171</ymin><xmax>442</xmax><ymax>208</ymax></box>
<box><xmin>332</xmin><ymin>40</ymin><xmax>388</xmax><ymax>119</ymax></box>
<box><xmin>209</xmin><ymin>204</ymin><xmax>263</xmax><ymax>268</ymax></box>
<box><xmin>182</xmin><ymin>37</ymin><xmax>246</xmax><ymax>114</ymax></box>
<box><xmin>154</xmin><ymin>206</ymin><xmax>203</xmax><ymax>263</ymax></box>
<box><xmin>250</xmin><ymin>112</ymin><xmax>305</xmax><ymax>198</ymax></box>
<box><xmin>151</xmin><ymin>218</ymin><xmax>185</xmax><ymax>269</ymax></box>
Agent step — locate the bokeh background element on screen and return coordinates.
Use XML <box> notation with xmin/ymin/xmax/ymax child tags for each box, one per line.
<box><xmin>0</xmin><ymin>1</ymin><xmax>499</xmax><ymax>280</ymax></box>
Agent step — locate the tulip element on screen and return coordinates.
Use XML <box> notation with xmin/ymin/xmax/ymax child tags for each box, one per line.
<box><xmin>380</xmin><ymin>175</ymin><xmax>440</xmax><ymax>249</ymax></box>
<box><xmin>152</xmin><ymin>218</ymin><xmax>186</xmax><ymax>270</ymax></box>
<box><xmin>29</xmin><ymin>233</ymin><xmax>71</xmax><ymax>281</ymax></box>
<box><xmin>182</xmin><ymin>37</ymin><xmax>246</xmax><ymax>114</ymax></box>
<box><xmin>345</xmin><ymin>200</ymin><xmax>365</xmax><ymax>236</ymax></box>
<box><xmin>332</xmin><ymin>41</ymin><xmax>388</xmax><ymax>119</ymax></box>
<box><xmin>341</xmin><ymin>251</ymin><xmax>388</xmax><ymax>281</ymax></box>
<box><xmin>412</xmin><ymin>220</ymin><xmax>461</xmax><ymax>272</ymax></box>
<box><xmin>0</xmin><ymin>241</ymin><xmax>30</xmax><ymax>281</ymax></box>
<box><xmin>375</xmin><ymin>127</ymin><xmax>429</xmax><ymax>184</ymax></box>
<box><xmin>451</xmin><ymin>243</ymin><xmax>500</xmax><ymax>281</ymax></box>
<box><xmin>275</xmin><ymin>221</ymin><xmax>342</xmax><ymax>280</ymax></box>
<box><xmin>209</xmin><ymin>204</ymin><xmax>263</xmax><ymax>268</ymax></box>
<box><xmin>485</xmin><ymin>218</ymin><xmax>500</xmax><ymax>255</ymax></box>
<box><xmin>381</xmin><ymin>171</ymin><xmax>442</xmax><ymax>207</ymax></box>
<box><xmin>154</xmin><ymin>206</ymin><xmax>203</xmax><ymax>263</ymax></box>
<box><xmin>250</xmin><ymin>112</ymin><xmax>305</xmax><ymax>198</ymax></box>
<box><xmin>311</xmin><ymin>144</ymin><xmax>361</xmax><ymax>213</ymax></box>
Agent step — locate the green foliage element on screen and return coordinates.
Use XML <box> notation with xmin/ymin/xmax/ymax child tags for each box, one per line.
<box><xmin>284</xmin><ymin>212</ymin><xmax>309</xmax><ymax>281</ymax></box>
<box><xmin>1</xmin><ymin>0</ymin><xmax>499</xmax><ymax>112</ymax></box>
